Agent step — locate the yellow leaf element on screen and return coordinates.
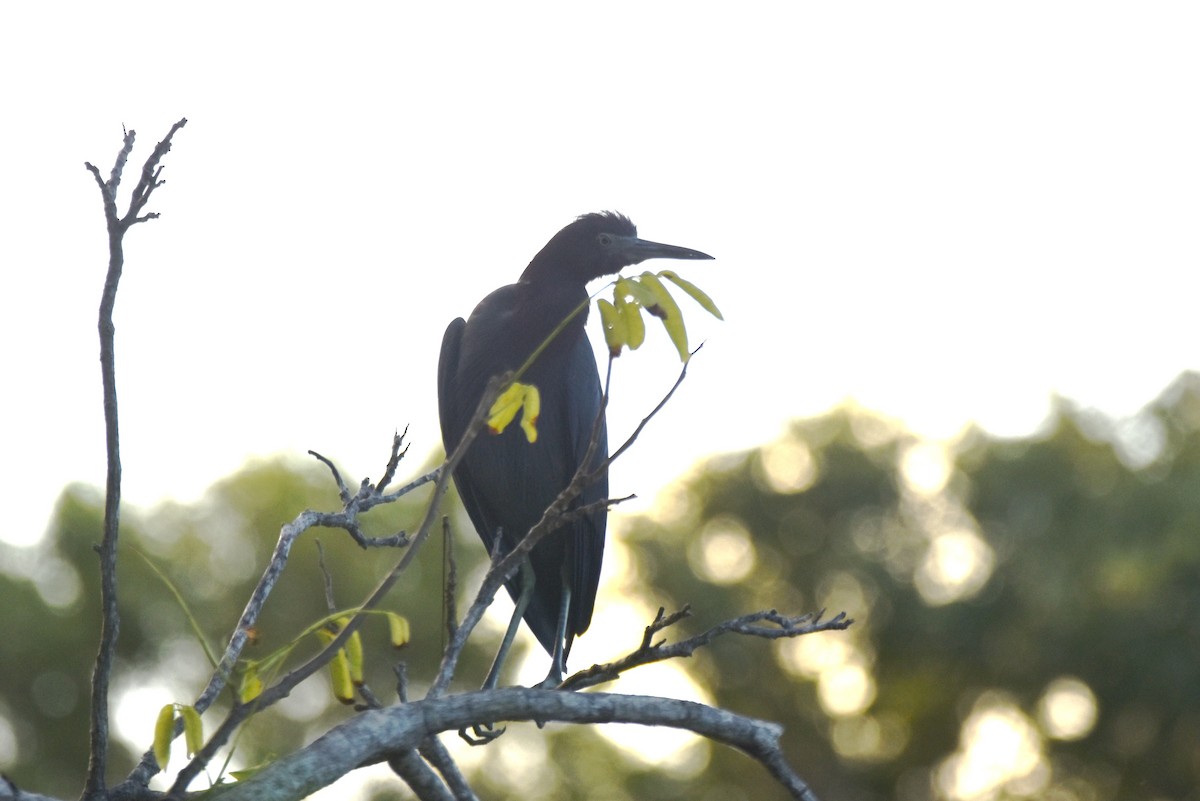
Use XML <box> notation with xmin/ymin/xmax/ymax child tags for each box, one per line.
<box><xmin>616</xmin><ymin>276</ymin><xmax>659</xmax><ymax>309</ymax></box>
<box><xmin>181</xmin><ymin>705</ymin><xmax>204</xmax><ymax>757</ymax></box>
<box><xmin>346</xmin><ymin>629</ymin><xmax>365</xmax><ymax>686</ymax></box>
<box><xmin>659</xmin><ymin>270</ymin><xmax>724</xmax><ymax>320</ymax></box>
<box><xmin>596</xmin><ymin>298</ymin><xmax>626</xmax><ymax>356</ymax></box>
<box><xmin>153</xmin><ymin>704</ymin><xmax>175</xmax><ymax>769</ymax></box>
<box><xmin>487</xmin><ymin>383</ymin><xmax>523</xmax><ymax>434</ymax></box>
<box><xmin>639</xmin><ymin>272</ymin><xmax>689</xmax><ymax>361</ymax></box>
<box><xmin>519</xmin><ymin>384</ymin><xmax>540</xmax><ymax>443</ymax></box>
<box><xmin>387</xmin><ymin>613</ymin><xmax>411</xmax><ymax>648</ymax></box>
<box><xmin>487</xmin><ymin>381</ymin><xmax>539</xmax><ymax>443</ymax></box>
<box><xmin>616</xmin><ymin>295</ymin><xmax>646</xmax><ymax>350</ymax></box>
<box><xmin>329</xmin><ymin>648</ymin><xmax>355</xmax><ymax>705</ymax></box>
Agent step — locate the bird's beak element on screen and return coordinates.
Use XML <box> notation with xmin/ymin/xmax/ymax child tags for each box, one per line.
<box><xmin>617</xmin><ymin>235</ymin><xmax>714</xmax><ymax>265</ymax></box>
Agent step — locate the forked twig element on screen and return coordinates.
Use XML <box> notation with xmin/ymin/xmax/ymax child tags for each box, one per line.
<box><xmin>561</xmin><ymin>607</ymin><xmax>854</xmax><ymax>691</ymax></box>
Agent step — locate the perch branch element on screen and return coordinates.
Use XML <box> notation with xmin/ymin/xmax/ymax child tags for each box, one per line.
<box><xmin>213</xmin><ymin>689</ymin><xmax>825</xmax><ymax>801</ymax></box>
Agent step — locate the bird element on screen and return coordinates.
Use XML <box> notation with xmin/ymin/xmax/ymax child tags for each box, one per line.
<box><xmin>438</xmin><ymin>211</ymin><xmax>713</xmax><ymax>692</ymax></box>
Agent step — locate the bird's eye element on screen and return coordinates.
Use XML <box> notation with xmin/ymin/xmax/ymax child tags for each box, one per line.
<box><xmin>598</xmin><ymin>233</ymin><xmax>613</xmax><ymax>247</ymax></box>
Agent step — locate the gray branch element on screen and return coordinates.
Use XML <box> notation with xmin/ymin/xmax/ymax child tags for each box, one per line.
<box><xmin>82</xmin><ymin>117</ymin><xmax>187</xmax><ymax>801</ymax></box>
<box><xmin>213</xmin><ymin>689</ymin><xmax>822</xmax><ymax>801</ymax></box>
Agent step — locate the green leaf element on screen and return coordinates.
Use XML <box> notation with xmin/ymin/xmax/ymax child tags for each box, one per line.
<box><xmin>153</xmin><ymin>704</ymin><xmax>175</xmax><ymax>769</ymax></box>
<box><xmin>240</xmin><ymin>665</ymin><xmax>263</xmax><ymax>703</ymax></box>
<box><xmin>181</xmin><ymin>705</ymin><xmax>204</xmax><ymax>757</ymax></box>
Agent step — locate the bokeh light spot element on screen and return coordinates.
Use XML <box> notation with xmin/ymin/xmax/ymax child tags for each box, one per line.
<box><xmin>1037</xmin><ymin>676</ymin><xmax>1098</xmax><ymax>741</ymax></box>
<box><xmin>688</xmin><ymin>516</ymin><xmax>756</xmax><ymax>585</ymax></box>
<box><xmin>32</xmin><ymin>555</ymin><xmax>82</xmax><ymax>609</ymax></box>
<box><xmin>818</xmin><ymin>660</ymin><xmax>876</xmax><ymax>717</ymax></box>
<box><xmin>831</xmin><ymin>713</ymin><xmax>909</xmax><ymax>762</ymax></box>
<box><xmin>936</xmin><ymin>693</ymin><xmax>1045</xmax><ymax>801</ymax></box>
<box><xmin>915</xmin><ymin>529</ymin><xmax>994</xmax><ymax>606</ymax></box>
<box><xmin>757</xmin><ymin>438</ymin><xmax>817</xmax><ymax>494</ymax></box>
<box><xmin>901</xmin><ymin>442</ymin><xmax>952</xmax><ymax>495</ymax></box>
<box><xmin>777</xmin><ymin>632</ymin><xmax>855</xmax><ymax>679</ymax></box>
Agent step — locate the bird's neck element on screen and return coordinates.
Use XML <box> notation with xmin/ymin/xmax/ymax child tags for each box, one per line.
<box><xmin>511</xmin><ymin>278</ymin><xmax>590</xmax><ymax>365</ymax></box>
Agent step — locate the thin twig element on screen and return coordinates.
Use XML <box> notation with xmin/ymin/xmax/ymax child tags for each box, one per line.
<box><xmin>443</xmin><ymin>516</ymin><xmax>458</xmax><ymax>645</ymax></box>
<box><xmin>394</xmin><ymin>663</ymin><xmax>410</xmax><ymax>704</ymax></box>
<box><xmin>378</xmin><ymin>426</ymin><xmax>411</xmax><ymax>492</ymax></box>
<box><xmin>316</xmin><ymin>540</ymin><xmax>336</xmax><ymax>611</ymax></box>
<box><xmin>83</xmin><ymin>117</ymin><xmax>186</xmax><ymax>801</ymax></box>
<box><xmin>310</xmin><ymin>450</ymin><xmax>353</xmax><ymax>505</ymax></box>
<box><xmin>560</xmin><ymin>607</ymin><xmax>854</xmax><ymax>691</ymax></box>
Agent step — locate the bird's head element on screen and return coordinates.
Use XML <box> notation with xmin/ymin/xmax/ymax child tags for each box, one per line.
<box><xmin>522</xmin><ymin>211</ymin><xmax>713</xmax><ymax>284</ymax></box>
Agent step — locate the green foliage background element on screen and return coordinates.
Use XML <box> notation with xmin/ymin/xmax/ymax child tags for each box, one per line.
<box><xmin>3</xmin><ymin>375</ymin><xmax>1199</xmax><ymax>800</ymax></box>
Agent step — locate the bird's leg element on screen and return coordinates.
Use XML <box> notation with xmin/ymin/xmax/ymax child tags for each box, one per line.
<box><xmin>460</xmin><ymin>561</ymin><xmax>536</xmax><ymax>745</ymax></box>
<box><xmin>536</xmin><ymin>582</ymin><xmax>572</xmax><ymax>689</ymax></box>
<box><xmin>482</xmin><ymin>563</ymin><xmax>535</xmax><ymax>690</ymax></box>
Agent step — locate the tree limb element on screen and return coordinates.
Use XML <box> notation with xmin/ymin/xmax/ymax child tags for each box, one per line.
<box><xmin>213</xmin><ymin>689</ymin><xmax>824</xmax><ymax>801</ymax></box>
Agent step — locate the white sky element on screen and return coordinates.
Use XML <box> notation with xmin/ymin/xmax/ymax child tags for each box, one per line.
<box><xmin>2</xmin><ymin>3</ymin><xmax>1198</xmax><ymax>550</ymax></box>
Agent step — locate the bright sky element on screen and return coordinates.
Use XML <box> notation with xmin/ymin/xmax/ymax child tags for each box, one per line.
<box><xmin>3</xmin><ymin>3</ymin><xmax>1198</xmax><ymax>551</ymax></box>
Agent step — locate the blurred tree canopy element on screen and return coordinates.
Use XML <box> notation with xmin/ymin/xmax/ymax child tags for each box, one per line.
<box><xmin>3</xmin><ymin>374</ymin><xmax>1199</xmax><ymax>800</ymax></box>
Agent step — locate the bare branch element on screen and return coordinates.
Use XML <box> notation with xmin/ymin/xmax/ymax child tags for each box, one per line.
<box><xmin>417</xmin><ymin>738</ymin><xmax>478</xmax><ymax>801</ymax></box>
<box><xmin>443</xmin><ymin>516</ymin><xmax>458</xmax><ymax>644</ymax></box>
<box><xmin>599</xmin><ymin>344</ymin><xmax>696</xmax><ymax>471</ymax></box>
<box><xmin>123</xmin><ymin>118</ymin><xmax>188</xmax><ymax>226</ymax></box>
<box><xmin>378</xmin><ymin>426</ymin><xmax>411</xmax><ymax>492</ymax></box>
<box><xmin>83</xmin><ymin>117</ymin><xmax>186</xmax><ymax>801</ymax></box>
<box><xmin>310</xmin><ymin>449</ymin><xmax>353</xmax><ymax>504</ymax></box>
<box><xmin>213</xmin><ymin>689</ymin><xmax>824</xmax><ymax>801</ymax></box>
<box><xmin>387</xmin><ymin>750</ymin><xmax>455</xmax><ymax>801</ymax></box>
<box><xmin>562</xmin><ymin>607</ymin><xmax>854</xmax><ymax>691</ymax></box>
<box><xmin>315</xmin><ymin>540</ymin><xmax>337</xmax><ymax>611</ymax></box>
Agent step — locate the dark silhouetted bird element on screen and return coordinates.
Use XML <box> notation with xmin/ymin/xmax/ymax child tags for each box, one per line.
<box><xmin>438</xmin><ymin>211</ymin><xmax>713</xmax><ymax>688</ymax></box>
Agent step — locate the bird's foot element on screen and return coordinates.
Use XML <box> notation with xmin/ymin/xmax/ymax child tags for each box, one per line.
<box><xmin>535</xmin><ymin>667</ymin><xmax>564</xmax><ymax>690</ymax></box>
<box><xmin>531</xmin><ymin>670</ymin><xmax>564</xmax><ymax>729</ymax></box>
<box><xmin>459</xmin><ymin>722</ymin><xmax>507</xmax><ymax>746</ymax></box>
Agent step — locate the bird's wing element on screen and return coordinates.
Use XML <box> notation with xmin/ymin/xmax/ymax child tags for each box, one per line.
<box><xmin>439</xmin><ymin>316</ymin><xmax>503</xmax><ymax>557</ymax></box>
<box><xmin>437</xmin><ymin>317</ymin><xmax>467</xmax><ymax>456</ymax></box>
<box><xmin>440</xmin><ymin>308</ymin><xmax>533</xmax><ymax>576</ymax></box>
<box><xmin>563</xmin><ymin>333</ymin><xmax>609</xmax><ymax>645</ymax></box>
